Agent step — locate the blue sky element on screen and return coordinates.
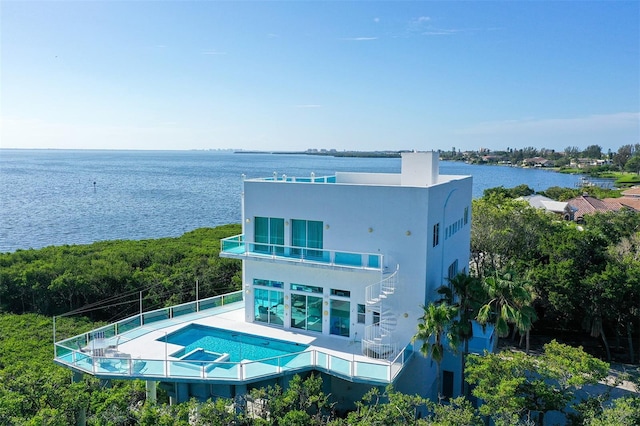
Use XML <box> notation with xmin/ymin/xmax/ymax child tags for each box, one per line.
<box><xmin>1</xmin><ymin>1</ymin><xmax>638</xmax><ymax>152</ymax></box>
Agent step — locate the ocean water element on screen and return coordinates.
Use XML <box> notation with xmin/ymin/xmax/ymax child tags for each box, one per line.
<box><xmin>0</xmin><ymin>150</ymin><xmax>582</xmax><ymax>253</ymax></box>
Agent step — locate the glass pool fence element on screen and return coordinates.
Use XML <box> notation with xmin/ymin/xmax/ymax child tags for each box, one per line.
<box><xmin>54</xmin><ymin>290</ymin><xmax>413</xmax><ymax>384</ymax></box>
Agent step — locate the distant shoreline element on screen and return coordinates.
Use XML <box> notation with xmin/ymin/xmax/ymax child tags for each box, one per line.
<box><xmin>234</xmin><ymin>150</ymin><xmax>402</xmax><ymax>158</ymax></box>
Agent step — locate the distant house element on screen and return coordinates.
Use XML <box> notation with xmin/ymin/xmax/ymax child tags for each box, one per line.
<box><xmin>611</xmin><ymin>187</ymin><xmax>640</xmax><ymax>211</ymax></box>
<box><xmin>519</xmin><ymin>195</ymin><xmax>574</xmax><ymax>220</ymax></box>
<box><xmin>522</xmin><ymin>157</ymin><xmax>554</xmax><ymax>168</ymax></box>
<box><xmin>569</xmin><ymin>158</ymin><xmax>609</xmax><ymax>169</ymax></box>
<box><xmin>566</xmin><ymin>194</ymin><xmax>632</xmax><ymax>222</ymax></box>
<box><xmin>621</xmin><ymin>187</ymin><xmax>640</xmax><ymax>198</ymax></box>
<box><xmin>596</xmin><ymin>159</ymin><xmax>612</xmax><ymax>166</ymax></box>
<box><xmin>482</xmin><ymin>155</ymin><xmax>501</xmax><ymax>163</ymax></box>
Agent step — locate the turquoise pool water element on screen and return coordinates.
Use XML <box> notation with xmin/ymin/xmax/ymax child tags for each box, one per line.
<box><xmin>161</xmin><ymin>324</ymin><xmax>308</xmax><ymax>362</ymax></box>
<box><xmin>174</xmin><ymin>348</ymin><xmax>223</xmax><ymax>361</ymax></box>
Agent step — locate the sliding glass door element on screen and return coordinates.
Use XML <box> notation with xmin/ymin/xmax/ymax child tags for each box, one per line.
<box><xmin>255</xmin><ymin>217</ymin><xmax>284</xmax><ymax>254</ymax></box>
<box><xmin>291</xmin><ymin>219</ymin><xmax>323</xmax><ymax>258</ymax></box>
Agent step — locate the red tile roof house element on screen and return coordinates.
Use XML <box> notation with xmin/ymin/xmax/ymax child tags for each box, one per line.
<box><xmin>614</xmin><ymin>187</ymin><xmax>640</xmax><ymax>211</ymax></box>
<box><xmin>566</xmin><ymin>194</ymin><xmax>637</xmax><ymax>222</ymax></box>
<box><xmin>621</xmin><ymin>187</ymin><xmax>640</xmax><ymax>198</ymax></box>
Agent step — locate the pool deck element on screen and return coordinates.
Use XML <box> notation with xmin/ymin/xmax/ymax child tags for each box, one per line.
<box><xmin>117</xmin><ymin>306</ymin><xmax>368</xmax><ymax>363</ymax></box>
<box><xmin>55</xmin><ymin>297</ymin><xmax>412</xmax><ymax>385</ymax></box>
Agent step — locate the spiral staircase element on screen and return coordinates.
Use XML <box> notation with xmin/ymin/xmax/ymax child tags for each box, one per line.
<box><xmin>362</xmin><ymin>265</ymin><xmax>399</xmax><ymax>360</ymax></box>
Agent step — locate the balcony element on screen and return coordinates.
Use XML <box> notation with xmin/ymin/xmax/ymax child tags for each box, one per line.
<box><xmin>220</xmin><ymin>235</ymin><xmax>383</xmax><ymax>271</ymax></box>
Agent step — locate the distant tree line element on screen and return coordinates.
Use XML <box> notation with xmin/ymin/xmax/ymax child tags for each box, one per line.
<box><xmin>440</xmin><ymin>144</ymin><xmax>640</xmax><ymax>174</ymax></box>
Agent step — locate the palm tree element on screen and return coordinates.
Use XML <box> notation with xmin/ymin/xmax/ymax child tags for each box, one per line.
<box><xmin>476</xmin><ymin>269</ymin><xmax>537</xmax><ymax>351</ymax></box>
<box><xmin>412</xmin><ymin>302</ymin><xmax>459</xmax><ymax>401</ymax></box>
<box><xmin>514</xmin><ymin>279</ymin><xmax>538</xmax><ymax>354</ymax></box>
<box><xmin>438</xmin><ymin>272</ymin><xmax>485</xmax><ymax>396</ymax></box>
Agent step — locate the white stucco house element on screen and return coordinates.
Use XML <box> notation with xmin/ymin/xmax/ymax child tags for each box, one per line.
<box><xmin>54</xmin><ymin>151</ymin><xmax>495</xmax><ymax>408</ymax></box>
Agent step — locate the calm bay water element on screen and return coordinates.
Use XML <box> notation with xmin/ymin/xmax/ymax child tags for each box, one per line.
<box><xmin>0</xmin><ymin>149</ymin><xmax>582</xmax><ymax>253</ymax></box>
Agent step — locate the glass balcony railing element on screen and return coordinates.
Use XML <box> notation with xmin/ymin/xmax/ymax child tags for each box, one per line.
<box><xmin>221</xmin><ymin>234</ymin><xmax>382</xmax><ymax>270</ymax></box>
<box><xmin>54</xmin><ymin>291</ymin><xmax>414</xmax><ymax>385</ymax></box>
<box><xmin>54</xmin><ymin>344</ymin><xmax>414</xmax><ymax>385</ymax></box>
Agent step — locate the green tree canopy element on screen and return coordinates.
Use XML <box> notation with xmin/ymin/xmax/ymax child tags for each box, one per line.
<box><xmin>0</xmin><ymin>226</ymin><xmax>242</xmax><ymax>319</ymax></box>
<box><xmin>466</xmin><ymin>341</ymin><xmax>610</xmax><ymax>426</ymax></box>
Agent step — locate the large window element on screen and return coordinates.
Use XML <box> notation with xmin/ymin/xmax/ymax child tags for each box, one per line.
<box><xmin>291</xmin><ymin>219</ymin><xmax>323</xmax><ymax>257</ymax></box>
<box><xmin>254</xmin><ymin>288</ymin><xmax>284</xmax><ymax>326</ymax></box>
<box><xmin>255</xmin><ymin>217</ymin><xmax>284</xmax><ymax>253</ymax></box>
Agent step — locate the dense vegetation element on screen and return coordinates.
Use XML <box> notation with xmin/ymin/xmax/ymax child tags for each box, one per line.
<box><xmin>1</xmin><ymin>198</ymin><xmax>640</xmax><ymax>424</ymax></box>
<box><xmin>0</xmin><ymin>225</ymin><xmax>242</xmax><ymax>319</ymax></box>
<box><xmin>1</xmin><ymin>313</ymin><xmax>637</xmax><ymax>425</ymax></box>
<box><xmin>467</xmin><ymin>187</ymin><xmax>640</xmax><ymax>363</ymax></box>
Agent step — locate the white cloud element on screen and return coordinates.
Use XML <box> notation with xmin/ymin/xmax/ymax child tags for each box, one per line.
<box><xmin>343</xmin><ymin>37</ymin><xmax>378</xmax><ymax>41</ymax></box>
<box><xmin>422</xmin><ymin>28</ymin><xmax>463</xmax><ymax>36</ymax></box>
<box><xmin>417</xmin><ymin>16</ymin><xmax>431</xmax><ymax>23</ymax></box>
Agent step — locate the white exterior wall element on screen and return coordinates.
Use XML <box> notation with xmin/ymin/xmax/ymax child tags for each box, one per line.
<box><xmin>244</xmin><ymin>260</ymin><xmax>380</xmax><ymax>337</ymax></box>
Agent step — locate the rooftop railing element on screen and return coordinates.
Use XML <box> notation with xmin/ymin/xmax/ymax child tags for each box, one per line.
<box><xmin>220</xmin><ymin>235</ymin><xmax>383</xmax><ymax>271</ymax></box>
<box><xmin>250</xmin><ymin>174</ymin><xmax>337</xmax><ymax>184</ymax></box>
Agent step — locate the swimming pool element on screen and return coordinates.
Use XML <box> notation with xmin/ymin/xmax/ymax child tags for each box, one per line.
<box><xmin>161</xmin><ymin>324</ymin><xmax>308</xmax><ymax>362</ymax></box>
<box><xmin>174</xmin><ymin>348</ymin><xmax>223</xmax><ymax>362</ymax></box>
